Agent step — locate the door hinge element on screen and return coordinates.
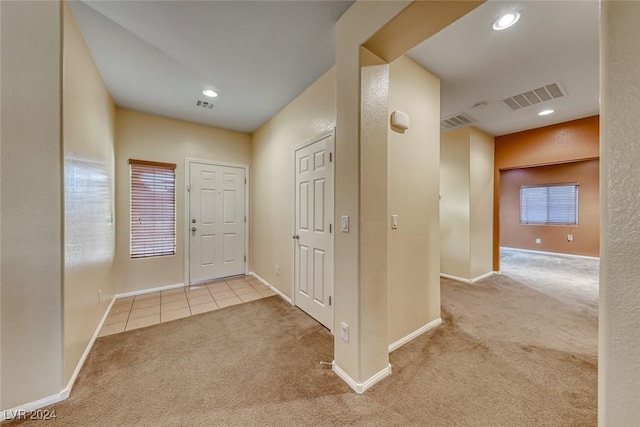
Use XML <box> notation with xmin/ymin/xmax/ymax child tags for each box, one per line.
<box><xmin>244</xmin><ymin>177</ymin><xmax>247</xmax><ymax>184</ymax></box>
<box><xmin>330</xmin><ymin>152</ymin><xmax>333</xmax><ymax>162</ymax></box>
<box><xmin>329</xmin><ymin>224</ymin><xmax>332</xmax><ymax>233</ymax></box>
<box><xmin>329</xmin><ymin>296</ymin><xmax>332</xmax><ymax>306</ymax></box>
<box><xmin>187</xmin><ymin>185</ymin><xmax>190</xmax><ymax>192</ymax></box>
<box><xmin>245</xmin><ymin>216</ymin><xmax>247</xmax><ymax>223</ymax></box>
<box><xmin>244</xmin><ymin>255</ymin><xmax>247</xmax><ymax>262</ymax></box>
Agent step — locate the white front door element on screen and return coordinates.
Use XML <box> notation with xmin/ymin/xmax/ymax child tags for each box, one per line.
<box><xmin>189</xmin><ymin>162</ymin><xmax>245</xmax><ymax>284</ymax></box>
<box><xmin>294</xmin><ymin>133</ymin><xmax>334</xmax><ymax>331</ymax></box>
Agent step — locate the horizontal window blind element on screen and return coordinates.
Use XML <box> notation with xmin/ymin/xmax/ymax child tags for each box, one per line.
<box><xmin>520</xmin><ymin>183</ymin><xmax>578</xmax><ymax>225</ymax></box>
<box><xmin>130</xmin><ymin>159</ymin><xmax>176</xmax><ymax>258</ymax></box>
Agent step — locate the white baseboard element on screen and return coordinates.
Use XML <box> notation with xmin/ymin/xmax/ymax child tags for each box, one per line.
<box><xmin>248</xmin><ymin>271</ymin><xmax>293</xmax><ymax>305</ymax></box>
<box><xmin>62</xmin><ymin>294</ymin><xmax>117</xmax><ymax>400</ymax></box>
<box><xmin>1</xmin><ymin>282</ymin><xmax>186</xmax><ymax>420</ymax></box>
<box><xmin>0</xmin><ymin>392</ymin><xmax>68</xmax><ymax>421</ymax></box>
<box><xmin>333</xmin><ymin>362</ymin><xmax>392</xmax><ymax>394</ymax></box>
<box><xmin>115</xmin><ymin>282</ymin><xmax>185</xmax><ymax>299</ymax></box>
<box><xmin>388</xmin><ymin>318</ymin><xmax>442</xmax><ymax>353</ymax></box>
<box><xmin>440</xmin><ymin>271</ymin><xmax>495</xmax><ymax>284</ymax></box>
<box><xmin>500</xmin><ymin>246</ymin><xmax>600</xmax><ymax>260</ymax></box>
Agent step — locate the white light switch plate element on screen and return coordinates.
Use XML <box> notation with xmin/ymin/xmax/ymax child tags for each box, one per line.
<box><xmin>341</xmin><ymin>215</ymin><xmax>349</xmax><ymax>232</ymax></box>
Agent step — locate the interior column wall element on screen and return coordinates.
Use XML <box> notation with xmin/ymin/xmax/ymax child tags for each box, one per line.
<box><xmin>440</xmin><ymin>127</ymin><xmax>494</xmax><ymax>281</ymax></box>
<box><xmin>600</xmin><ymin>1</ymin><xmax>640</xmax><ymax>423</ymax></box>
<box><xmin>0</xmin><ymin>0</ymin><xmax>63</xmax><ymax>409</ymax></box>
<box><xmin>440</xmin><ymin>129</ymin><xmax>471</xmax><ymax>279</ymax></box>
<box><xmin>387</xmin><ymin>56</ymin><xmax>441</xmax><ymax>346</ymax></box>
<box><xmin>469</xmin><ymin>129</ymin><xmax>494</xmax><ymax>278</ymax></box>
<box><xmin>334</xmin><ymin>0</ymin><xmax>484</xmax><ymax>388</ymax></box>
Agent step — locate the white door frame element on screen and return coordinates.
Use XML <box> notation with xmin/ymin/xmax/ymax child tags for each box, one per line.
<box><xmin>184</xmin><ymin>157</ymin><xmax>249</xmax><ymax>286</ymax></box>
<box><xmin>292</xmin><ymin>130</ymin><xmax>335</xmax><ymax>332</ymax></box>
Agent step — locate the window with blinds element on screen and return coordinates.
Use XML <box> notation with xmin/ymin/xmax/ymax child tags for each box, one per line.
<box><xmin>520</xmin><ymin>183</ymin><xmax>578</xmax><ymax>225</ymax></box>
<box><xmin>130</xmin><ymin>159</ymin><xmax>176</xmax><ymax>258</ymax></box>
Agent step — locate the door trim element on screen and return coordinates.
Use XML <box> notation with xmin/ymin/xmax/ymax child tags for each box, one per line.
<box><xmin>292</xmin><ymin>130</ymin><xmax>335</xmax><ymax>332</ymax></box>
<box><xmin>183</xmin><ymin>158</ymin><xmax>249</xmax><ymax>286</ymax></box>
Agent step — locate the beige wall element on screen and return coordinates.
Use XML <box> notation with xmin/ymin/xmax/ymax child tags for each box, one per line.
<box><xmin>469</xmin><ymin>129</ymin><xmax>494</xmax><ymax>278</ymax></box>
<box><xmin>0</xmin><ymin>0</ymin><xmax>63</xmax><ymax>409</ymax></box>
<box><xmin>62</xmin><ymin>1</ymin><xmax>116</xmax><ymax>383</ymax></box>
<box><xmin>334</xmin><ymin>0</ymin><xmax>411</xmax><ymax>385</ymax></box>
<box><xmin>114</xmin><ymin>109</ymin><xmax>250</xmax><ymax>293</ymax></box>
<box><xmin>600</xmin><ymin>1</ymin><xmax>640</xmax><ymax>423</ymax></box>
<box><xmin>440</xmin><ymin>129</ymin><xmax>471</xmax><ymax>278</ymax></box>
<box><xmin>440</xmin><ymin>127</ymin><xmax>494</xmax><ymax>281</ymax></box>
<box><xmin>387</xmin><ymin>56</ymin><xmax>441</xmax><ymax>345</ymax></box>
<box><xmin>250</xmin><ymin>67</ymin><xmax>336</xmax><ymax>297</ymax></box>
<box><xmin>334</xmin><ymin>0</ymin><xmax>482</xmax><ymax>386</ymax></box>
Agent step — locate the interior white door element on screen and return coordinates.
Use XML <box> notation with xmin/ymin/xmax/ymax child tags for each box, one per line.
<box><xmin>189</xmin><ymin>162</ymin><xmax>245</xmax><ymax>284</ymax></box>
<box><xmin>294</xmin><ymin>133</ymin><xmax>334</xmax><ymax>330</ymax></box>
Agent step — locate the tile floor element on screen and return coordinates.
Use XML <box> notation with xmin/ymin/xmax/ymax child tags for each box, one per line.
<box><xmin>99</xmin><ymin>275</ymin><xmax>276</xmax><ymax>337</ymax></box>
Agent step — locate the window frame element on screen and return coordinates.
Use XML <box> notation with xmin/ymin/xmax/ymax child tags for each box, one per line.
<box><xmin>129</xmin><ymin>159</ymin><xmax>177</xmax><ymax>259</ymax></box>
<box><xmin>519</xmin><ymin>182</ymin><xmax>579</xmax><ymax>226</ymax></box>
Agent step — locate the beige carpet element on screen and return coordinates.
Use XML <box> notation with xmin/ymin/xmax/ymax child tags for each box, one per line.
<box><xmin>4</xmin><ymin>275</ymin><xmax>597</xmax><ymax>426</ymax></box>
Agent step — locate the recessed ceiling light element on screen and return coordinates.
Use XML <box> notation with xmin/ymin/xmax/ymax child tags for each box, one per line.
<box><xmin>202</xmin><ymin>89</ymin><xmax>218</xmax><ymax>98</ymax></box>
<box><xmin>538</xmin><ymin>109</ymin><xmax>555</xmax><ymax>116</ymax></box>
<box><xmin>493</xmin><ymin>13</ymin><xmax>520</xmax><ymax>31</ymax></box>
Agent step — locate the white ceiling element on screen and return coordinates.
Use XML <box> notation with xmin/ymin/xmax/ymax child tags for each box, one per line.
<box><xmin>408</xmin><ymin>0</ymin><xmax>599</xmax><ymax>136</ymax></box>
<box><xmin>71</xmin><ymin>0</ymin><xmax>599</xmax><ymax>137</ymax></box>
<box><xmin>70</xmin><ymin>0</ymin><xmax>354</xmax><ymax>134</ymax></box>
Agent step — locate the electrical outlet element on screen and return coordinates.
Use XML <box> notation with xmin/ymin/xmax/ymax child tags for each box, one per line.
<box><xmin>275</xmin><ymin>265</ymin><xmax>279</xmax><ymax>275</ymax></box>
<box><xmin>341</xmin><ymin>322</ymin><xmax>349</xmax><ymax>342</ymax></box>
<box><xmin>98</xmin><ymin>290</ymin><xmax>102</xmax><ymax>303</ymax></box>
<box><xmin>535</xmin><ymin>238</ymin><xmax>541</xmax><ymax>244</ymax></box>
<box><xmin>568</xmin><ymin>234</ymin><xmax>574</xmax><ymax>242</ymax></box>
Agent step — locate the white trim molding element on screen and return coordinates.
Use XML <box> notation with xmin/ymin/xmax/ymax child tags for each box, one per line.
<box><xmin>62</xmin><ymin>295</ymin><xmax>118</xmax><ymax>399</ymax></box>
<box><xmin>1</xmin><ymin>392</ymin><xmax>67</xmax><ymax>422</ymax></box>
<box><xmin>115</xmin><ymin>282</ymin><xmax>185</xmax><ymax>299</ymax></box>
<box><xmin>0</xmin><ymin>282</ymin><xmax>189</xmax><ymax>421</ymax></box>
<box><xmin>388</xmin><ymin>318</ymin><xmax>442</xmax><ymax>353</ymax></box>
<box><xmin>333</xmin><ymin>362</ymin><xmax>392</xmax><ymax>394</ymax></box>
<box><xmin>440</xmin><ymin>271</ymin><xmax>495</xmax><ymax>284</ymax></box>
<box><xmin>500</xmin><ymin>246</ymin><xmax>600</xmax><ymax>260</ymax></box>
<box><xmin>249</xmin><ymin>272</ymin><xmax>293</xmax><ymax>305</ymax></box>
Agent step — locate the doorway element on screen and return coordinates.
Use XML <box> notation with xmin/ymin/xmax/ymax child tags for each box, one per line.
<box><xmin>186</xmin><ymin>159</ymin><xmax>248</xmax><ymax>285</ymax></box>
<box><xmin>293</xmin><ymin>132</ymin><xmax>334</xmax><ymax>331</ymax></box>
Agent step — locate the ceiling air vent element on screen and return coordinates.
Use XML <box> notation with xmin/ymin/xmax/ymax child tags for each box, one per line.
<box><xmin>440</xmin><ymin>112</ymin><xmax>477</xmax><ymax>131</ymax></box>
<box><xmin>501</xmin><ymin>83</ymin><xmax>565</xmax><ymax>111</ymax></box>
<box><xmin>196</xmin><ymin>99</ymin><xmax>214</xmax><ymax>109</ymax></box>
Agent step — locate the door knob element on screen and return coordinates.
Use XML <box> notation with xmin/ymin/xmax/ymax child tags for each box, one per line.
<box><xmin>191</xmin><ymin>227</ymin><xmax>197</xmax><ymax>232</ymax></box>
<box><xmin>192</xmin><ymin>219</ymin><xmax>196</xmax><ymax>223</ymax></box>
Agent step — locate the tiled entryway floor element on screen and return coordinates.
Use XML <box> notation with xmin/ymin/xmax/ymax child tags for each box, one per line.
<box><xmin>99</xmin><ymin>275</ymin><xmax>275</xmax><ymax>337</ymax></box>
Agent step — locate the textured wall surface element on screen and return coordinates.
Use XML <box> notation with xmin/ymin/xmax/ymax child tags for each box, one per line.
<box><xmin>600</xmin><ymin>1</ymin><xmax>640</xmax><ymax>424</ymax></box>
<box><xmin>250</xmin><ymin>67</ymin><xmax>336</xmax><ymax>298</ymax></box>
<box><xmin>115</xmin><ymin>109</ymin><xmax>250</xmax><ymax>293</ymax></box>
<box><xmin>387</xmin><ymin>56</ymin><xmax>441</xmax><ymax>345</ymax></box>
<box><xmin>440</xmin><ymin>129</ymin><xmax>471</xmax><ymax>278</ymax></box>
<box><xmin>63</xmin><ymin>1</ymin><xmax>116</xmax><ymax>384</ymax></box>
<box><xmin>0</xmin><ymin>0</ymin><xmax>63</xmax><ymax>409</ymax></box>
<box><xmin>440</xmin><ymin>127</ymin><xmax>494</xmax><ymax>281</ymax></box>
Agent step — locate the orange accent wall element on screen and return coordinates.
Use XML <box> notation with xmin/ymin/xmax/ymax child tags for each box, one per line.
<box><xmin>500</xmin><ymin>160</ymin><xmax>599</xmax><ymax>257</ymax></box>
<box><xmin>493</xmin><ymin>116</ymin><xmax>599</xmax><ymax>268</ymax></box>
